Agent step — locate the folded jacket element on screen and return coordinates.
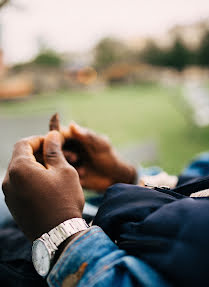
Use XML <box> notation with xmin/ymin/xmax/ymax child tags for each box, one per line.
<box><xmin>94</xmin><ymin>182</ymin><xmax>209</xmax><ymax>287</ymax></box>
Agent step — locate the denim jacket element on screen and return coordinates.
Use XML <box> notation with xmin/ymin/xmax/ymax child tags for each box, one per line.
<box><xmin>47</xmin><ymin>226</ymin><xmax>168</xmax><ymax>287</ymax></box>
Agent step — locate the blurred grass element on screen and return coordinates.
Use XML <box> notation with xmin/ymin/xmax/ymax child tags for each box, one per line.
<box><xmin>0</xmin><ymin>83</ymin><xmax>209</xmax><ymax>174</ymax></box>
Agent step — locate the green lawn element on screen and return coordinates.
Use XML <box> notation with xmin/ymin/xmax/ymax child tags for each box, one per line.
<box><xmin>1</xmin><ymin>83</ymin><xmax>209</xmax><ymax>174</ymax></box>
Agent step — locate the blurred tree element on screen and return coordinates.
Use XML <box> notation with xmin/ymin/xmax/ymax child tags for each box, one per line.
<box><xmin>165</xmin><ymin>37</ymin><xmax>191</xmax><ymax>70</ymax></box>
<box><xmin>140</xmin><ymin>40</ymin><xmax>164</xmax><ymax>66</ymax></box>
<box><xmin>141</xmin><ymin>37</ymin><xmax>192</xmax><ymax>70</ymax></box>
<box><xmin>94</xmin><ymin>37</ymin><xmax>130</xmax><ymax>70</ymax></box>
<box><xmin>197</xmin><ymin>30</ymin><xmax>209</xmax><ymax>67</ymax></box>
<box><xmin>32</xmin><ymin>49</ymin><xmax>63</xmax><ymax>67</ymax></box>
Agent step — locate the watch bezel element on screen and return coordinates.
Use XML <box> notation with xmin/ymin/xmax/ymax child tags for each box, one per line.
<box><xmin>32</xmin><ymin>218</ymin><xmax>89</xmax><ymax>277</ymax></box>
<box><xmin>32</xmin><ymin>238</ymin><xmax>54</xmax><ymax>277</ymax></box>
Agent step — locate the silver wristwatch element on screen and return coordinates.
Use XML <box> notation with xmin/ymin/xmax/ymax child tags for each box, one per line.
<box><xmin>32</xmin><ymin>218</ymin><xmax>89</xmax><ymax>277</ymax></box>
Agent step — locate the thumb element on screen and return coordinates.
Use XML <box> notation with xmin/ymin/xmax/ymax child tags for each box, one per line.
<box><xmin>44</xmin><ymin>131</ymin><xmax>68</xmax><ymax>168</ymax></box>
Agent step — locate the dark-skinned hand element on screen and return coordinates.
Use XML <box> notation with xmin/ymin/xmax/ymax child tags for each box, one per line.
<box><xmin>2</xmin><ymin>131</ymin><xmax>85</xmax><ymax>241</ymax></box>
<box><xmin>49</xmin><ymin>114</ymin><xmax>137</xmax><ymax>192</ymax></box>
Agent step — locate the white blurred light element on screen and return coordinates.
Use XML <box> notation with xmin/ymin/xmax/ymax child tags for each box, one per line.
<box><xmin>1</xmin><ymin>0</ymin><xmax>209</xmax><ymax>64</ymax></box>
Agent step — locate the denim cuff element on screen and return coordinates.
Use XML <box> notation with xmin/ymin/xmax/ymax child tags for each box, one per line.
<box><xmin>47</xmin><ymin>226</ymin><xmax>121</xmax><ymax>287</ymax></box>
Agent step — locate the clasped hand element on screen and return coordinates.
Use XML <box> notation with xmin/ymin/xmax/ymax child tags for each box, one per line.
<box><xmin>2</xmin><ymin>117</ymin><xmax>136</xmax><ymax>241</ymax></box>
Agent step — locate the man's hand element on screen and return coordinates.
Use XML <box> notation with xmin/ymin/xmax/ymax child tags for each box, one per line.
<box><xmin>54</xmin><ymin>118</ymin><xmax>137</xmax><ymax>191</ymax></box>
<box><xmin>2</xmin><ymin>131</ymin><xmax>85</xmax><ymax>241</ymax></box>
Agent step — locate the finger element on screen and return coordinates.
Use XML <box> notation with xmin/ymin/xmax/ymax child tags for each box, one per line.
<box><xmin>63</xmin><ymin>150</ymin><xmax>78</xmax><ymax>164</ymax></box>
<box><xmin>28</xmin><ymin>136</ymin><xmax>44</xmax><ymax>154</ymax></box>
<box><xmin>70</xmin><ymin>122</ymin><xmax>88</xmax><ymax>142</ymax></box>
<box><xmin>12</xmin><ymin>136</ymin><xmax>44</xmax><ymax>164</ymax></box>
<box><xmin>49</xmin><ymin>117</ymin><xmax>82</xmax><ymax>165</ymax></box>
<box><xmin>9</xmin><ymin>137</ymin><xmax>45</xmax><ymax>176</ymax></box>
<box><xmin>70</xmin><ymin>122</ymin><xmax>110</xmax><ymax>152</ymax></box>
<box><xmin>49</xmin><ymin>113</ymin><xmax>68</xmax><ymax>145</ymax></box>
<box><xmin>79</xmin><ymin>171</ymin><xmax>111</xmax><ymax>191</ymax></box>
<box><xmin>61</xmin><ymin>125</ymin><xmax>72</xmax><ymax>140</ymax></box>
<box><xmin>77</xmin><ymin>167</ymin><xmax>86</xmax><ymax>178</ymax></box>
<box><xmin>44</xmin><ymin>130</ymin><xmax>68</xmax><ymax>169</ymax></box>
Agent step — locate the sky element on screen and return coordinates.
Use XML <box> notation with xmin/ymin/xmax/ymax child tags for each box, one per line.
<box><xmin>1</xmin><ymin>0</ymin><xmax>209</xmax><ymax>64</ymax></box>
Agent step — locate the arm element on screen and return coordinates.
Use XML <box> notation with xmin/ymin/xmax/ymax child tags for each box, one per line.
<box><xmin>48</xmin><ymin>226</ymin><xmax>167</xmax><ymax>287</ymax></box>
<box><xmin>1</xmin><ymin>131</ymin><xmax>166</xmax><ymax>287</ymax></box>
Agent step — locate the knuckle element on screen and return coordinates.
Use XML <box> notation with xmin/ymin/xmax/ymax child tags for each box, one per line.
<box><xmin>71</xmin><ymin>167</ymin><xmax>79</xmax><ymax>179</ymax></box>
<box><xmin>62</xmin><ymin>165</ymin><xmax>72</xmax><ymax>174</ymax></box>
<box><xmin>87</xmin><ymin>131</ymin><xmax>96</xmax><ymax>142</ymax></box>
<box><xmin>8</xmin><ymin>165</ymin><xmax>19</xmax><ymax>179</ymax></box>
<box><xmin>87</xmin><ymin>131</ymin><xmax>110</xmax><ymax>152</ymax></box>
<box><xmin>14</xmin><ymin>139</ymin><xmax>27</xmax><ymax>149</ymax></box>
<box><xmin>2</xmin><ymin>179</ymin><xmax>9</xmax><ymax>193</ymax></box>
<box><xmin>62</xmin><ymin>165</ymin><xmax>78</xmax><ymax>177</ymax></box>
<box><xmin>9</xmin><ymin>158</ymin><xmax>25</xmax><ymax>179</ymax></box>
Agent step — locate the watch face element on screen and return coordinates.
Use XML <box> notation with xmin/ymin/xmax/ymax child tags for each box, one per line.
<box><xmin>32</xmin><ymin>239</ymin><xmax>51</xmax><ymax>277</ymax></box>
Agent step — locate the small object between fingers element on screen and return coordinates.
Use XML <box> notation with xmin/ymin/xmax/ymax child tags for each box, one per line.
<box><xmin>49</xmin><ymin>113</ymin><xmax>60</xmax><ymax>131</ymax></box>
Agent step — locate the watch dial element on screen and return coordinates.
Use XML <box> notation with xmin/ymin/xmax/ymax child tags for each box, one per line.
<box><xmin>32</xmin><ymin>240</ymin><xmax>51</xmax><ymax>277</ymax></box>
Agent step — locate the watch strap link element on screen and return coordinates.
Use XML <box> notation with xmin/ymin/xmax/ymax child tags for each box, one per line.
<box><xmin>41</xmin><ymin>218</ymin><xmax>89</xmax><ymax>252</ymax></box>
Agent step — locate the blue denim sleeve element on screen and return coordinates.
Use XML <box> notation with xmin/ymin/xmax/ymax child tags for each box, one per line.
<box><xmin>47</xmin><ymin>226</ymin><xmax>169</xmax><ymax>287</ymax></box>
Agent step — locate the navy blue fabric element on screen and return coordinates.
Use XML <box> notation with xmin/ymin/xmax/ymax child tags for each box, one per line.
<box><xmin>94</xmin><ymin>183</ymin><xmax>209</xmax><ymax>287</ymax></box>
<box><xmin>0</xmin><ymin>221</ymin><xmax>47</xmax><ymax>287</ymax></box>
<box><xmin>177</xmin><ymin>175</ymin><xmax>197</xmax><ymax>186</ymax></box>
<box><xmin>175</xmin><ymin>175</ymin><xmax>209</xmax><ymax>196</ymax></box>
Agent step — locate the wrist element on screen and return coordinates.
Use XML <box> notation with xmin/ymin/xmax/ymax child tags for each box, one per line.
<box><xmin>114</xmin><ymin>160</ymin><xmax>137</xmax><ymax>185</ymax></box>
<box><xmin>53</xmin><ymin>231</ymin><xmax>83</xmax><ymax>264</ymax></box>
<box><xmin>32</xmin><ymin>218</ymin><xmax>89</xmax><ymax>277</ymax></box>
<box><xmin>32</xmin><ymin>214</ymin><xmax>83</xmax><ymax>242</ymax></box>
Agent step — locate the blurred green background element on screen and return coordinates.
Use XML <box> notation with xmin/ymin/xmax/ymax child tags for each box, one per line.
<box><xmin>1</xmin><ymin>82</ymin><xmax>209</xmax><ymax>174</ymax></box>
<box><xmin>0</xmin><ymin>0</ymin><xmax>209</xmax><ymax>177</ymax></box>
